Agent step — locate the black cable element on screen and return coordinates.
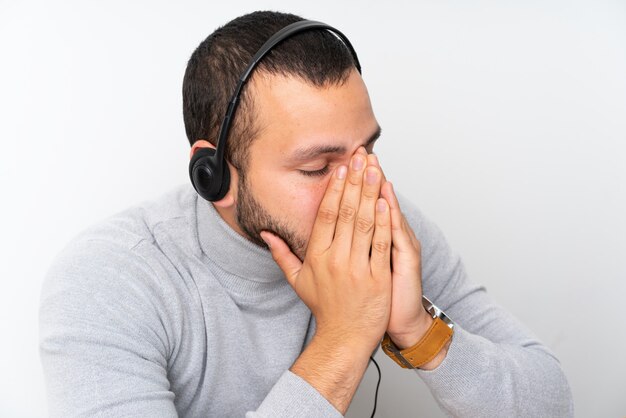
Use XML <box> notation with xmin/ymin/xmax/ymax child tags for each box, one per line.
<box><xmin>369</xmin><ymin>355</ymin><xmax>381</xmax><ymax>418</ymax></box>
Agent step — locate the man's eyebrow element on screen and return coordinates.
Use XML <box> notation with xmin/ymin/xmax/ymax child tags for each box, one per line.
<box><xmin>288</xmin><ymin>126</ymin><xmax>382</xmax><ymax>162</ymax></box>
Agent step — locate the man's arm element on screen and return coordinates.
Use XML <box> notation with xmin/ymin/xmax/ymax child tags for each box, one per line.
<box><xmin>39</xmin><ymin>239</ymin><xmax>179</xmax><ymax>417</ymax></box>
<box><xmin>398</xmin><ymin>191</ymin><xmax>575</xmax><ymax>417</ymax></box>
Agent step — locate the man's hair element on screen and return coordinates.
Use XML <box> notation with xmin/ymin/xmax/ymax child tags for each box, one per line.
<box><xmin>182</xmin><ymin>11</ymin><xmax>357</xmax><ymax>171</ymax></box>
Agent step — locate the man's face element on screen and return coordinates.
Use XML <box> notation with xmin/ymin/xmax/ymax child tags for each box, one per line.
<box><xmin>234</xmin><ymin>69</ymin><xmax>380</xmax><ymax>261</ymax></box>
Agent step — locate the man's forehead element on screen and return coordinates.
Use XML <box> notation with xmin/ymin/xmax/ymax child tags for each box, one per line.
<box><xmin>246</xmin><ymin>69</ymin><xmax>379</xmax><ymax>162</ymax></box>
<box><xmin>285</xmin><ymin>125</ymin><xmax>381</xmax><ymax>163</ymax></box>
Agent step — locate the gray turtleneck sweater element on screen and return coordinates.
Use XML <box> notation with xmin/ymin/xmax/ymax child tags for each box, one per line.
<box><xmin>39</xmin><ymin>185</ymin><xmax>573</xmax><ymax>417</ymax></box>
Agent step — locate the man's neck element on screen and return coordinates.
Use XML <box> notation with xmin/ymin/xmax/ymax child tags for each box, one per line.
<box><xmin>212</xmin><ymin>203</ymin><xmax>249</xmax><ymax>241</ymax></box>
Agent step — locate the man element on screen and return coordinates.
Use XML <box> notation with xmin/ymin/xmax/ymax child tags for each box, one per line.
<box><xmin>39</xmin><ymin>10</ymin><xmax>574</xmax><ymax>417</ymax></box>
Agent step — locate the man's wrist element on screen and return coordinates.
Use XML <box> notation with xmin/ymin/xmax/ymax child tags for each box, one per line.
<box><xmin>290</xmin><ymin>332</ymin><xmax>372</xmax><ymax>414</ymax></box>
<box><xmin>385</xmin><ymin>314</ymin><xmax>453</xmax><ymax>370</ymax></box>
<box><xmin>388</xmin><ymin>314</ymin><xmax>435</xmax><ymax>350</ymax></box>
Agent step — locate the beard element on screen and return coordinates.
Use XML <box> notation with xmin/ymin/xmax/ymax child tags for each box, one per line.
<box><xmin>235</xmin><ymin>170</ymin><xmax>308</xmax><ymax>262</ymax></box>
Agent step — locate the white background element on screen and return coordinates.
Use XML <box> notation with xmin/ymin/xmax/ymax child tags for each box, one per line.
<box><xmin>1</xmin><ymin>0</ymin><xmax>625</xmax><ymax>416</ymax></box>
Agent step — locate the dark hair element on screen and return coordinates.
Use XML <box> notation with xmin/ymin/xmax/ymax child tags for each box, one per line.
<box><xmin>182</xmin><ymin>11</ymin><xmax>357</xmax><ymax>171</ymax></box>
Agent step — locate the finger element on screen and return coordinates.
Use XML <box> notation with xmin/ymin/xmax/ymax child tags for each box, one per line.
<box><xmin>403</xmin><ymin>215</ymin><xmax>421</xmax><ymax>251</ymax></box>
<box><xmin>399</xmin><ymin>215</ymin><xmax>422</xmax><ymax>274</ymax></box>
<box><xmin>352</xmin><ymin>165</ymin><xmax>383</xmax><ymax>265</ymax></box>
<box><xmin>370</xmin><ymin>198</ymin><xmax>392</xmax><ymax>279</ymax></box>
<box><xmin>308</xmin><ymin>165</ymin><xmax>348</xmax><ymax>253</ymax></box>
<box><xmin>367</xmin><ymin>153</ymin><xmax>387</xmax><ymax>183</ymax></box>
<box><xmin>333</xmin><ymin>148</ymin><xmax>368</xmax><ymax>253</ymax></box>
<box><xmin>381</xmin><ymin>182</ymin><xmax>413</xmax><ymax>252</ymax></box>
<box><xmin>260</xmin><ymin>231</ymin><xmax>302</xmax><ymax>289</ymax></box>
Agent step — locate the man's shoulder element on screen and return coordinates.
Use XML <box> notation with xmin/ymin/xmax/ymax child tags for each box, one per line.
<box><xmin>45</xmin><ymin>184</ymin><xmax>200</xmax><ymax>287</ymax></box>
<box><xmin>72</xmin><ymin>184</ymin><xmax>197</xmax><ymax>251</ymax></box>
<box><xmin>39</xmin><ymin>186</ymin><xmax>202</xmax><ymax>370</ymax></box>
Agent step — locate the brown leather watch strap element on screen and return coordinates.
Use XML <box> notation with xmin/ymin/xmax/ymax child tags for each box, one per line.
<box><xmin>381</xmin><ymin>317</ymin><xmax>454</xmax><ymax>369</ymax></box>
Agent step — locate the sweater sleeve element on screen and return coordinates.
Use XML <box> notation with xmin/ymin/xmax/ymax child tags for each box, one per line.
<box><xmin>39</xmin><ymin>238</ymin><xmax>179</xmax><ymax>418</ymax></box>
<box><xmin>246</xmin><ymin>371</ymin><xmax>343</xmax><ymax>418</ymax></box>
<box><xmin>397</xmin><ymin>192</ymin><xmax>574</xmax><ymax>417</ymax></box>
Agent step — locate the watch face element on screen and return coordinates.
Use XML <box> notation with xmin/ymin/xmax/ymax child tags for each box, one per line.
<box><xmin>422</xmin><ymin>295</ymin><xmax>454</xmax><ymax>329</ymax></box>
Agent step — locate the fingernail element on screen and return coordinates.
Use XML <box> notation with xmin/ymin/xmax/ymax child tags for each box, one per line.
<box><xmin>366</xmin><ymin>167</ymin><xmax>378</xmax><ymax>184</ymax></box>
<box><xmin>370</xmin><ymin>154</ymin><xmax>379</xmax><ymax>166</ymax></box>
<box><xmin>352</xmin><ymin>155</ymin><xmax>364</xmax><ymax>171</ymax></box>
<box><xmin>337</xmin><ymin>165</ymin><xmax>347</xmax><ymax>179</ymax></box>
<box><xmin>377</xmin><ymin>199</ymin><xmax>387</xmax><ymax>212</ymax></box>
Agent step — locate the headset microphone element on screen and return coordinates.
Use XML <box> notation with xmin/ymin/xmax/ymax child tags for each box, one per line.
<box><xmin>189</xmin><ymin>20</ymin><xmax>362</xmax><ymax>202</ymax></box>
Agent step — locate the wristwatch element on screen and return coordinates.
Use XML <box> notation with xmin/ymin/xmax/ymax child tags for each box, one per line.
<box><xmin>381</xmin><ymin>295</ymin><xmax>454</xmax><ymax>369</ymax></box>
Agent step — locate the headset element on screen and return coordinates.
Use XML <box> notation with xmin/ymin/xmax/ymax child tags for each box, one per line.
<box><xmin>189</xmin><ymin>20</ymin><xmax>362</xmax><ymax>202</ymax></box>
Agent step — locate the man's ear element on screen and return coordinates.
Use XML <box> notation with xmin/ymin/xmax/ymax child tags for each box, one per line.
<box><xmin>190</xmin><ymin>139</ymin><xmax>214</xmax><ymax>159</ymax></box>
<box><xmin>189</xmin><ymin>140</ymin><xmax>238</xmax><ymax>208</ymax></box>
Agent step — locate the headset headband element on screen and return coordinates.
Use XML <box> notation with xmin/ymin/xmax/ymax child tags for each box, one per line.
<box><xmin>213</xmin><ymin>20</ymin><xmax>362</xmax><ymax>167</ymax></box>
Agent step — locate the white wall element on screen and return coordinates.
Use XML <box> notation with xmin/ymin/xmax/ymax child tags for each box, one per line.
<box><xmin>1</xmin><ymin>0</ymin><xmax>624</xmax><ymax>416</ymax></box>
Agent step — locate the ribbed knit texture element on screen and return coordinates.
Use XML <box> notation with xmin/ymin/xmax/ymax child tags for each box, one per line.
<box><xmin>39</xmin><ymin>185</ymin><xmax>573</xmax><ymax>417</ymax></box>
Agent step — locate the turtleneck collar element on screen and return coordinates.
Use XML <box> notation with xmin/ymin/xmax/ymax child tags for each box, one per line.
<box><xmin>195</xmin><ymin>195</ymin><xmax>286</xmax><ymax>283</ymax></box>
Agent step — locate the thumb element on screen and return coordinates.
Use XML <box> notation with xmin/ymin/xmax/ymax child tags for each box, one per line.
<box><xmin>260</xmin><ymin>231</ymin><xmax>302</xmax><ymax>288</ymax></box>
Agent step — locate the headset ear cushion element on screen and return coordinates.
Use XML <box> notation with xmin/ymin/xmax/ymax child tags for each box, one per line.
<box><xmin>189</xmin><ymin>147</ymin><xmax>230</xmax><ymax>202</ymax></box>
<box><xmin>189</xmin><ymin>147</ymin><xmax>215</xmax><ymax>176</ymax></box>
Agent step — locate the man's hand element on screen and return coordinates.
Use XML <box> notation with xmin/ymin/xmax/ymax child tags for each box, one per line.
<box><xmin>261</xmin><ymin>146</ymin><xmax>392</xmax><ymax>351</ymax></box>
<box><xmin>381</xmin><ymin>181</ymin><xmax>432</xmax><ymax>343</ymax></box>
<box><xmin>369</xmin><ymin>154</ymin><xmax>448</xmax><ymax>369</ymax></box>
<box><xmin>260</xmin><ymin>147</ymin><xmax>391</xmax><ymax>413</ymax></box>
